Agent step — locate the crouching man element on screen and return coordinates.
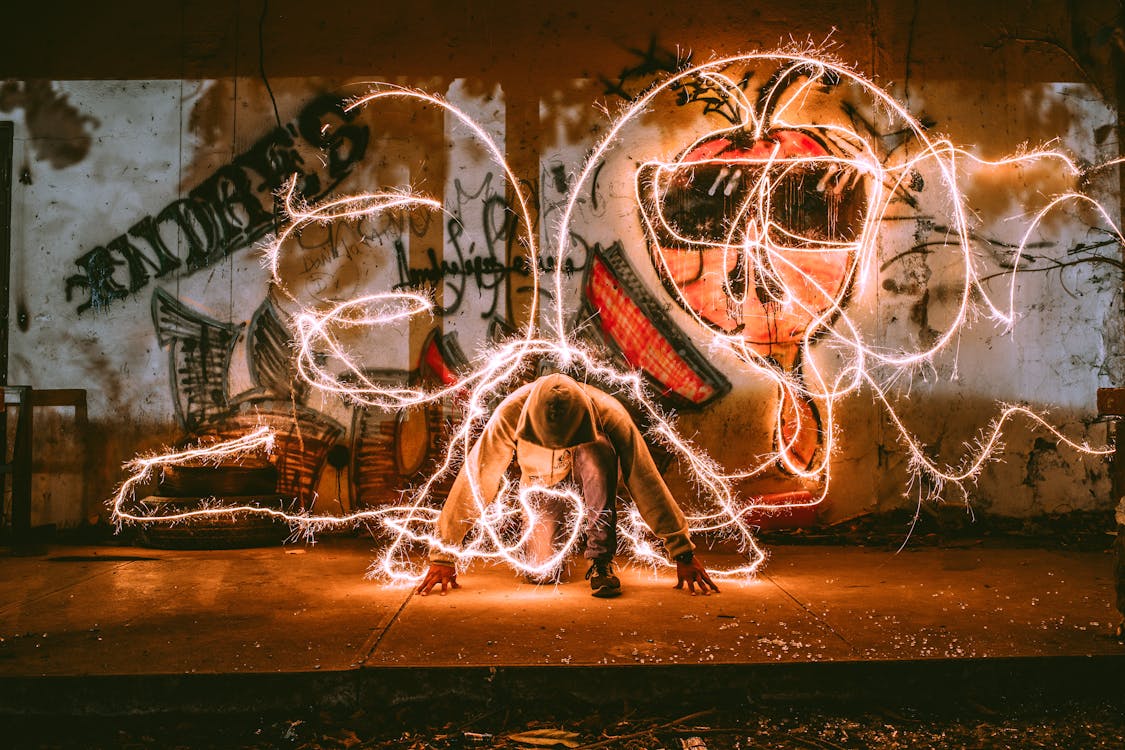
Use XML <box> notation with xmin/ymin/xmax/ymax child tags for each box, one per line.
<box><xmin>416</xmin><ymin>373</ymin><xmax>719</xmax><ymax>598</ymax></box>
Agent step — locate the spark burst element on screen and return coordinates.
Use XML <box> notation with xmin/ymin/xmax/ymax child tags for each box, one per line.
<box><xmin>111</xmin><ymin>49</ymin><xmax>1121</xmax><ymax>584</ymax></box>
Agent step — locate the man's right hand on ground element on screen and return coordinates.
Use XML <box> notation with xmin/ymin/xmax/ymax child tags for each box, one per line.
<box><xmin>416</xmin><ymin>562</ymin><xmax>461</xmax><ymax>596</ymax></box>
<box><xmin>674</xmin><ymin>553</ymin><xmax>720</xmax><ymax>596</ymax></box>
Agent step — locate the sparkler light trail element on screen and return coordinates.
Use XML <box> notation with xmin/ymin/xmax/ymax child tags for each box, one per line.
<box><xmin>111</xmin><ymin>47</ymin><xmax>1121</xmax><ymax>584</ymax></box>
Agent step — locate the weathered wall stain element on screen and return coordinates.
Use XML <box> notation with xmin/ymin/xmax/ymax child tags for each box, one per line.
<box><xmin>539</xmin><ymin>80</ymin><xmax>603</xmax><ymax>152</ymax></box>
<box><xmin>15</xmin><ymin>300</ymin><xmax>29</xmax><ymax>332</ymax></box>
<box><xmin>909</xmin><ymin>289</ymin><xmax>940</xmax><ymax>349</ymax></box>
<box><xmin>0</xmin><ymin>80</ymin><xmax>99</xmax><ymax>168</ymax></box>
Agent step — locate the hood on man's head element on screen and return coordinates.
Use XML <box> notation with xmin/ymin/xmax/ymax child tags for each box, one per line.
<box><xmin>516</xmin><ymin>373</ymin><xmax>597</xmax><ymax>449</ymax></box>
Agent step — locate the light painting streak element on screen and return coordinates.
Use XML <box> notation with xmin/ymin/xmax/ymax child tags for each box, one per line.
<box><xmin>110</xmin><ymin>48</ymin><xmax>1121</xmax><ymax>584</ymax></box>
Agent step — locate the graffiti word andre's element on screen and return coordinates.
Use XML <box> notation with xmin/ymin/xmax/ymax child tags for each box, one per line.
<box><xmin>65</xmin><ymin>95</ymin><xmax>370</xmax><ymax>314</ymax></box>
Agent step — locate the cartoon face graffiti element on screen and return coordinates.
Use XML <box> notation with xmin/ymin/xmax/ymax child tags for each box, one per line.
<box><xmin>641</xmin><ymin>126</ymin><xmax>870</xmax><ymax>361</ymax></box>
<box><xmin>630</xmin><ymin>66</ymin><xmax>880</xmax><ymax>472</ymax></box>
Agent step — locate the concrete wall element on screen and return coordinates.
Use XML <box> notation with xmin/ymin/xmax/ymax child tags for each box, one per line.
<box><xmin>1</xmin><ymin>1</ymin><xmax>1122</xmax><ymax>527</ymax></box>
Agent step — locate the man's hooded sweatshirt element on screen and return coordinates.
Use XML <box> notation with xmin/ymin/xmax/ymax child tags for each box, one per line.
<box><xmin>429</xmin><ymin>373</ymin><xmax>694</xmax><ymax>564</ymax></box>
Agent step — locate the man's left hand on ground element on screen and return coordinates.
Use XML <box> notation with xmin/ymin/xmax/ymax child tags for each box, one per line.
<box><xmin>674</xmin><ymin>554</ymin><xmax>720</xmax><ymax>595</ymax></box>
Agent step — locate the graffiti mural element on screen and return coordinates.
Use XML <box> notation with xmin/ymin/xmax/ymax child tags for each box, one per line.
<box><xmin>574</xmin><ymin>56</ymin><xmax>891</xmax><ymax>471</ymax></box>
<box><xmin>66</xmin><ymin>94</ymin><xmax>370</xmax><ymax>314</ymax></box>
<box><xmin>151</xmin><ymin>288</ymin><xmax>244</xmax><ymax>433</ymax></box>
<box><xmin>129</xmin><ymin>60</ymin><xmax>971</xmax><ymax>519</ymax></box>
<box><xmin>350</xmin><ymin>329</ymin><xmax>469</xmax><ymax>507</ymax></box>
<box><xmin>580</xmin><ymin>241</ymin><xmax>731</xmax><ymax>410</ymax></box>
<box><xmin>132</xmin><ymin>87</ymin><xmax>526</xmax><ymax>511</ymax></box>
<box><xmin>152</xmin><ymin>278</ymin><xmax>480</xmax><ymax>510</ymax></box>
<box><xmin>71</xmin><ymin>81</ymin><xmax>651</xmax><ymax>516</ymax></box>
<box><xmin>54</xmin><ymin>41</ymin><xmax>1112</xmax><ymax>573</ymax></box>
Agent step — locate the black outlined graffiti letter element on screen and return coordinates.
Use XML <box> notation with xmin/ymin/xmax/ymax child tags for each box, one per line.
<box><xmin>152</xmin><ymin>288</ymin><xmax>244</xmax><ymax>433</ymax></box>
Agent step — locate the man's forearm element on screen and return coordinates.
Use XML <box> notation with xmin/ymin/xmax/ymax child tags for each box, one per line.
<box><xmin>427</xmin><ymin>391</ymin><xmax>525</xmax><ymax>563</ymax></box>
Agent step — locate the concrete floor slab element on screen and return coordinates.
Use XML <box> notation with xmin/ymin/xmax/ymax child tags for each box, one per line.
<box><xmin>762</xmin><ymin>546</ymin><xmax>1122</xmax><ymax>660</ymax></box>
<box><xmin>2</xmin><ymin>540</ymin><xmax>1124</xmax><ymax>715</ymax></box>
<box><xmin>366</xmin><ymin>556</ymin><xmax>853</xmax><ymax>666</ymax></box>
<box><xmin>0</xmin><ymin>541</ymin><xmax>409</xmax><ymax>675</ymax></box>
<box><xmin>0</xmin><ymin>553</ymin><xmax>143</xmax><ymax>614</ymax></box>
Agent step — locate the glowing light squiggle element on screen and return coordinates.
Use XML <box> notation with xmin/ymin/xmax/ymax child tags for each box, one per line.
<box><xmin>111</xmin><ymin>47</ymin><xmax>1121</xmax><ymax>585</ymax></box>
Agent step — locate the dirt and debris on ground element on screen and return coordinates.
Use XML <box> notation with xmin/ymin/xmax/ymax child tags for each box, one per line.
<box><xmin>758</xmin><ymin>508</ymin><xmax>1118</xmax><ymax>551</ymax></box>
<box><xmin>8</xmin><ymin>701</ymin><xmax>1125</xmax><ymax>749</ymax></box>
<box><xmin>18</xmin><ymin>507</ymin><xmax>1119</xmax><ymax>553</ymax></box>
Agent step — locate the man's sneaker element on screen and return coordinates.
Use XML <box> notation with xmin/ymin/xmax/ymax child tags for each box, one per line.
<box><xmin>585</xmin><ymin>559</ymin><xmax>622</xmax><ymax>598</ymax></box>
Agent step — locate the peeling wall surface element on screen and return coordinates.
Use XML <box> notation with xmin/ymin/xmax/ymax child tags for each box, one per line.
<box><xmin>1</xmin><ymin>0</ymin><xmax>1122</xmax><ymax>528</ymax></box>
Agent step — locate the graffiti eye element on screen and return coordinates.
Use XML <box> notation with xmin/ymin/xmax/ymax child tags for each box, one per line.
<box><xmin>766</xmin><ymin>163</ymin><xmax>867</xmax><ymax>246</ymax></box>
<box><xmin>651</xmin><ymin>160</ymin><xmax>867</xmax><ymax>249</ymax></box>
